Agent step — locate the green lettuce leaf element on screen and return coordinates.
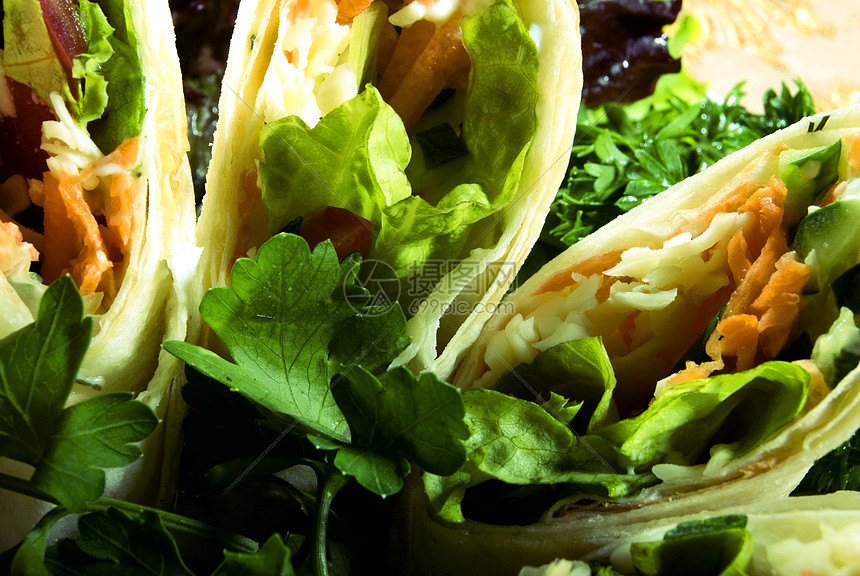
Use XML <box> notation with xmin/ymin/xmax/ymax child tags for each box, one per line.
<box><xmin>494</xmin><ymin>337</ymin><xmax>620</xmax><ymax>433</ymax></box>
<box><xmin>0</xmin><ymin>276</ymin><xmax>158</xmax><ymax>513</ymax></box>
<box><xmin>73</xmin><ymin>0</ymin><xmax>115</xmax><ymax>125</ymax></box>
<box><xmin>260</xmin><ymin>86</ymin><xmax>412</xmax><ymax>235</ymax></box>
<box><xmin>212</xmin><ymin>534</ymin><xmax>296</xmax><ymax>576</ymax></box>
<box><xmin>424</xmin><ymin>388</ymin><xmax>653</xmax><ymax>523</ymax></box>
<box><xmin>85</xmin><ymin>0</ymin><xmax>146</xmax><ymax>152</ymax></box>
<box><xmin>600</xmin><ymin>361</ymin><xmax>809</xmax><ymax>470</ymax></box>
<box><xmin>259</xmin><ymin>0</ymin><xmax>538</xmax><ymax>277</ymax></box>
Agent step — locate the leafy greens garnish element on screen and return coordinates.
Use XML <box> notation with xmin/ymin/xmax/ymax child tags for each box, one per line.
<box><xmin>549</xmin><ymin>77</ymin><xmax>817</xmax><ymax>246</ymax></box>
<box><xmin>0</xmin><ymin>275</ymin><xmax>158</xmax><ymax>513</ymax></box>
<box><xmin>427</xmin><ymin>338</ymin><xmax>809</xmax><ymax>524</ymax></box>
<box><xmin>165</xmin><ymin>233</ymin><xmax>468</xmax><ymax>575</ymax></box>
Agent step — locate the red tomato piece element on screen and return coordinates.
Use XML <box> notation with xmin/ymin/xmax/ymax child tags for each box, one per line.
<box><xmin>299</xmin><ymin>206</ymin><xmax>375</xmax><ymax>260</ymax></box>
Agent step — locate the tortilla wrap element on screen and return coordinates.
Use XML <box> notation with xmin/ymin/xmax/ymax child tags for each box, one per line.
<box><xmin>584</xmin><ymin>491</ymin><xmax>860</xmax><ymax>575</ymax></box>
<box><xmin>194</xmin><ymin>0</ymin><xmax>581</xmax><ymax>379</ymax></box>
<box><xmin>396</xmin><ymin>103</ymin><xmax>860</xmax><ymax>575</ymax></box>
<box><xmin>0</xmin><ymin>0</ymin><xmax>199</xmax><ymax>549</ymax></box>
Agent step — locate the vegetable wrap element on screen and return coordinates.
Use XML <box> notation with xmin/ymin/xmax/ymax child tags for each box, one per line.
<box><xmin>0</xmin><ymin>0</ymin><xmax>199</xmax><ymax>549</ymax></box>
<box><xmin>528</xmin><ymin>491</ymin><xmax>860</xmax><ymax>575</ymax></box>
<box><xmin>400</xmin><ymin>103</ymin><xmax>860</xmax><ymax>575</ymax></box>
<box><xmin>194</xmin><ymin>0</ymin><xmax>582</xmax><ymax>378</ymax></box>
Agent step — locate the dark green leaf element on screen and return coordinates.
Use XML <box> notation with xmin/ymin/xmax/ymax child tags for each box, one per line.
<box><xmin>46</xmin><ymin>508</ymin><xmax>193</xmax><ymax>575</ymax></box>
<box><xmin>0</xmin><ymin>276</ymin><xmax>91</xmax><ymax>464</ymax></box>
<box><xmin>331</xmin><ymin>366</ymin><xmax>469</xmax><ymax>496</ymax></box>
<box><xmin>32</xmin><ymin>393</ymin><xmax>158</xmax><ymax>513</ymax></box>
<box><xmin>0</xmin><ymin>276</ymin><xmax>157</xmax><ymax>512</ymax></box>
<box><xmin>212</xmin><ymin>534</ymin><xmax>296</xmax><ymax>576</ymax></box>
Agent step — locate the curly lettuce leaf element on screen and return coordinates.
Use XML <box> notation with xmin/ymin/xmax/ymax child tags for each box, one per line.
<box><xmin>427</xmin><ymin>339</ymin><xmax>809</xmax><ymax>522</ymax></box>
<box><xmin>494</xmin><ymin>337</ymin><xmax>620</xmax><ymax>433</ymax></box>
<box><xmin>260</xmin><ymin>86</ymin><xmax>413</xmax><ymax>235</ymax></box>
<box><xmin>84</xmin><ymin>0</ymin><xmax>145</xmax><ymax>152</ymax></box>
<box><xmin>601</xmin><ymin>361</ymin><xmax>809</xmax><ymax>470</ymax></box>
<box><xmin>0</xmin><ymin>276</ymin><xmax>158</xmax><ymax>513</ymax></box>
<box><xmin>259</xmin><ymin>0</ymin><xmax>538</xmax><ymax>277</ymax></box>
<box><xmin>425</xmin><ymin>388</ymin><xmax>652</xmax><ymax>523</ymax></box>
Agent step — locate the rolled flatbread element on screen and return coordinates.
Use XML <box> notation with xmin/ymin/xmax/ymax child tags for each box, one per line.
<box><xmin>0</xmin><ymin>0</ymin><xmax>199</xmax><ymax>548</ymax></box>
<box><xmin>400</xmin><ymin>103</ymin><xmax>860</xmax><ymax>575</ymax></box>
<box><xmin>194</xmin><ymin>0</ymin><xmax>582</xmax><ymax>379</ymax></box>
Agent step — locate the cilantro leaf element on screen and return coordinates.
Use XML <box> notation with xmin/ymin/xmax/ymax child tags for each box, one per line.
<box><xmin>45</xmin><ymin>508</ymin><xmax>194</xmax><ymax>575</ymax></box>
<box><xmin>0</xmin><ymin>276</ymin><xmax>158</xmax><ymax>513</ymax></box>
<box><xmin>164</xmin><ymin>233</ymin><xmax>410</xmax><ymax>441</ymax></box>
<box><xmin>331</xmin><ymin>366</ymin><xmax>469</xmax><ymax>496</ymax></box>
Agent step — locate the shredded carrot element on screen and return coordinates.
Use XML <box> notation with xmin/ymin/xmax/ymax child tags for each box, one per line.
<box><xmin>843</xmin><ymin>133</ymin><xmax>860</xmax><ymax>173</ymax></box>
<box><xmin>42</xmin><ymin>172</ymin><xmax>114</xmax><ymax>297</ymax></box>
<box><xmin>377</xmin><ymin>19</ymin><xmax>436</xmax><ymax>99</ymax></box>
<box><xmin>376</xmin><ymin>21</ymin><xmax>401</xmax><ymax>76</ymax></box>
<box><xmin>534</xmin><ymin>251</ymin><xmax>624</xmax><ymax>296</ymax></box>
<box><xmin>385</xmin><ymin>16</ymin><xmax>470</xmax><ymax>129</ymax></box>
<box><xmin>41</xmin><ymin>173</ymin><xmax>79</xmax><ymax>284</ymax></box>
<box><xmin>711</xmin><ymin>314</ymin><xmax>759</xmax><ymax>372</ymax></box>
<box><xmin>336</xmin><ymin>0</ymin><xmax>374</xmax><ymax>25</ymax></box>
<box><xmin>752</xmin><ymin>255</ymin><xmax>810</xmax><ymax>357</ymax></box>
<box><xmin>666</xmin><ymin>175</ymin><xmax>811</xmax><ymax>386</ymax></box>
<box><xmin>664</xmin><ymin>359</ymin><xmax>724</xmax><ymax>387</ymax></box>
<box><xmin>738</xmin><ymin>177</ymin><xmax>787</xmax><ymax>255</ymax></box>
<box><xmin>78</xmin><ymin>138</ymin><xmax>140</xmax><ymax>260</ymax></box>
<box><xmin>727</xmin><ymin>230</ymin><xmax>751</xmax><ymax>285</ymax></box>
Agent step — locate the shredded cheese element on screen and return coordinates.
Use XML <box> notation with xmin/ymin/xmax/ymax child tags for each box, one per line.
<box><xmin>481</xmin><ymin>211</ymin><xmax>748</xmax><ymax>389</ymax></box>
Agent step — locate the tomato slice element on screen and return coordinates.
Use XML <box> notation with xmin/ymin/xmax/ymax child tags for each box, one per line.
<box><xmin>299</xmin><ymin>206</ymin><xmax>375</xmax><ymax>261</ymax></box>
<box><xmin>38</xmin><ymin>0</ymin><xmax>87</xmax><ymax>82</ymax></box>
<box><xmin>0</xmin><ymin>79</ymin><xmax>57</xmax><ymax>181</ymax></box>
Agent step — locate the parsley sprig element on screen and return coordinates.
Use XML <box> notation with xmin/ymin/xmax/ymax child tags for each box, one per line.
<box><xmin>549</xmin><ymin>76</ymin><xmax>816</xmax><ymax>246</ymax></box>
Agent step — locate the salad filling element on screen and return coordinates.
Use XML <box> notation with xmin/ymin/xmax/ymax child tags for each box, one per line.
<box><xmin>221</xmin><ymin>0</ymin><xmax>540</xmax><ymax>296</ymax></box>
<box><xmin>0</xmin><ymin>0</ymin><xmax>146</xmax><ymax>330</ymax></box>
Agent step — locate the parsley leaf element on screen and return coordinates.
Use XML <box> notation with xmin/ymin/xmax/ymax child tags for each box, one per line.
<box><xmin>45</xmin><ymin>508</ymin><xmax>194</xmax><ymax>575</ymax></box>
<box><xmin>165</xmin><ymin>234</ymin><xmax>408</xmax><ymax>440</ymax></box>
<box><xmin>330</xmin><ymin>366</ymin><xmax>469</xmax><ymax>496</ymax></box>
<box><xmin>0</xmin><ymin>276</ymin><xmax>158</xmax><ymax>512</ymax></box>
<box><xmin>550</xmin><ymin>78</ymin><xmax>817</xmax><ymax>246</ymax></box>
